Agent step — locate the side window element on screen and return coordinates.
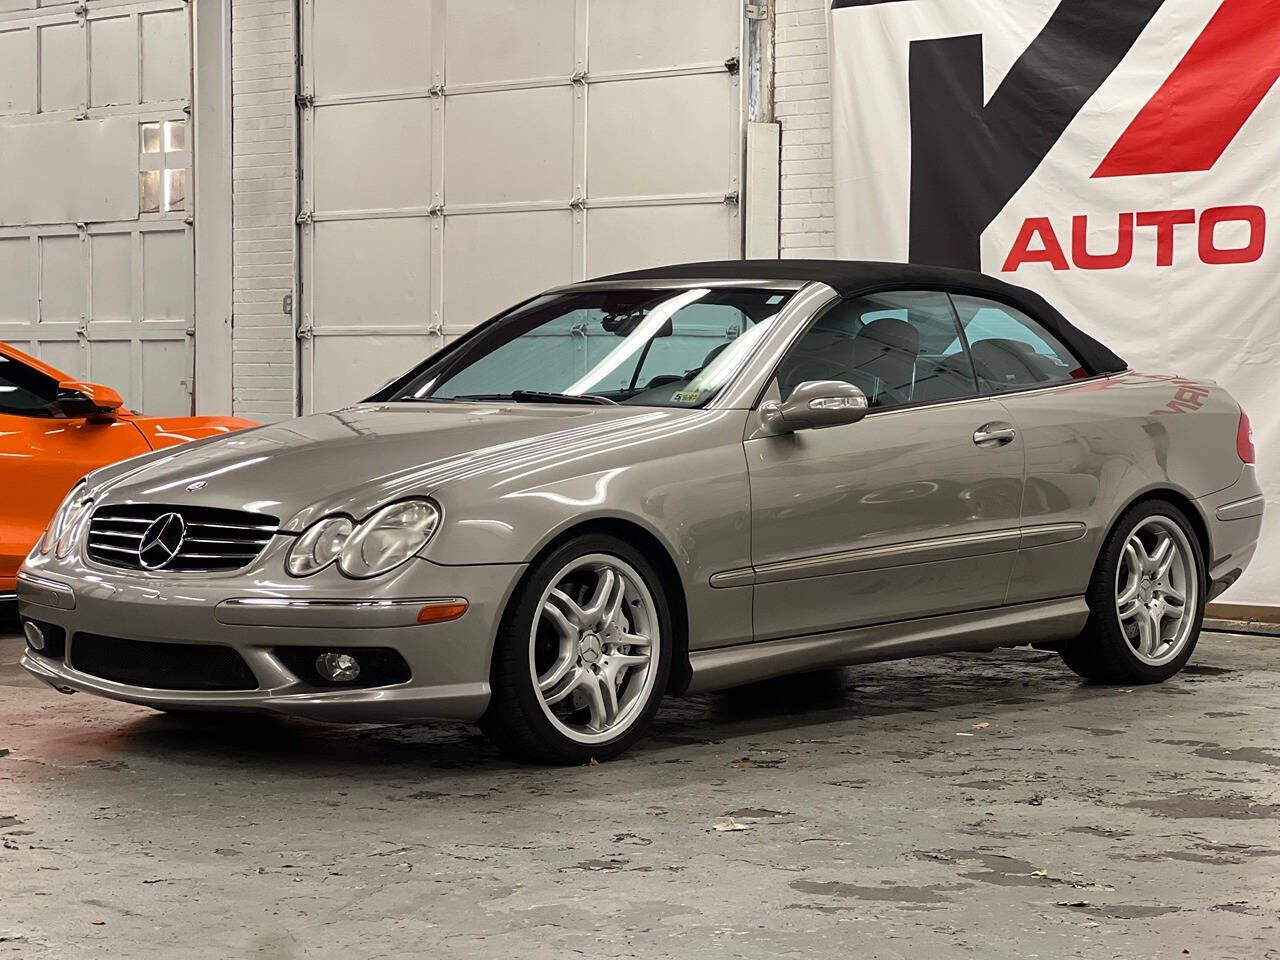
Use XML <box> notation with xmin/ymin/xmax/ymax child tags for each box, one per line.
<box><xmin>0</xmin><ymin>353</ymin><xmax>59</xmax><ymax>418</ymax></box>
<box><xmin>950</xmin><ymin>295</ymin><xmax>1085</xmax><ymax>393</ymax></box>
<box><xmin>776</xmin><ymin>290</ymin><xmax>978</xmax><ymax>410</ymax></box>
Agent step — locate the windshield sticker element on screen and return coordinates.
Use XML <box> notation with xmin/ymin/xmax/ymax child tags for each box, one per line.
<box><xmin>670</xmin><ymin>390</ymin><xmax>702</xmax><ymax>404</ymax></box>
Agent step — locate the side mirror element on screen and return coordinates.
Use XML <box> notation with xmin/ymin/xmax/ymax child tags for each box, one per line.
<box><xmin>55</xmin><ymin>381</ymin><xmax>124</xmax><ymax>421</ymax></box>
<box><xmin>761</xmin><ymin>380</ymin><xmax>868</xmax><ymax>434</ymax></box>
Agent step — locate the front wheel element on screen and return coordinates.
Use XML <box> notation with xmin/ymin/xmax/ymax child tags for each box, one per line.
<box><xmin>1060</xmin><ymin>499</ymin><xmax>1206</xmax><ymax>683</ymax></box>
<box><xmin>480</xmin><ymin>534</ymin><xmax>672</xmax><ymax>764</ymax></box>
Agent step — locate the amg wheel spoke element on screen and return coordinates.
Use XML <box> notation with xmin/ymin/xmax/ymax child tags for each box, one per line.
<box><xmin>537</xmin><ymin>651</ymin><xmax>576</xmax><ymax>693</ymax></box>
<box><xmin>584</xmin><ymin>672</ymin><xmax>619</xmax><ymax>731</ymax></box>
<box><xmin>1162</xmin><ymin>585</ymin><xmax>1186</xmax><ymax>607</ymax></box>
<box><xmin>543</xmin><ymin>666</ymin><xmax>587</xmax><ymax>706</ymax></box>
<box><xmin>1117</xmin><ymin>597</ymin><xmax>1143</xmax><ymax>621</ymax></box>
<box><xmin>1125</xmin><ymin>539</ymin><xmax>1149</xmax><ymax>575</ymax></box>
<box><xmin>1135</xmin><ymin>610</ymin><xmax>1158</xmax><ymax>656</ymax></box>
<box><xmin>541</xmin><ymin>600</ymin><xmax>577</xmax><ymax>642</ymax></box>
<box><xmin>548</xmin><ymin>588</ymin><xmax>588</xmax><ymax>629</ymax></box>
<box><xmin>581</xmin><ymin>569</ymin><xmax>616</xmax><ymax>625</ymax></box>
<box><xmin>1148</xmin><ymin>534</ymin><xmax>1176</xmax><ymax>580</ymax></box>
<box><xmin>1117</xmin><ymin>576</ymin><xmax>1141</xmax><ymax>607</ymax></box>
<box><xmin>619</xmin><ymin>631</ymin><xmax>651</xmax><ymax>649</ymax></box>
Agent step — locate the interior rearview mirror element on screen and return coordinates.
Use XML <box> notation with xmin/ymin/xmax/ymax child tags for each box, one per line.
<box><xmin>55</xmin><ymin>381</ymin><xmax>124</xmax><ymax>421</ymax></box>
<box><xmin>761</xmin><ymin>380</ymin><xmax>868</xmax><ymax>434</ymax></box>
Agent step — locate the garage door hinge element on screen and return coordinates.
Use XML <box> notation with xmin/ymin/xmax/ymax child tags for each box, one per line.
<box><xmin>73</xmin><ymin>4</ymin><xmax>87</xmax><ymax>18</ymax></box>
<box><xmin>570</xmin><ymin>70</ymin><xmax>588</xmax><ymax>86</ymax></box>
<box><xmin>723</xmin><ymin>190</ymin><xmax>740</xmax><ymax>205</ymax></box>
<box><xmin>296</xmin><ymin>209</ymin><xmax>313</xmax><ymax>225</ymax></box>
<box><xmin>428</xmin><ymin>83</ymin><xmax>446</xmax><ymax>98</ymax></box>
<box><xmin>724</xmin><ymin>56</ymin><xmax>740</xmax><ymax>75</ymax></box>
<box><xmin>296</xmin><ymin>317</ymin><xmax>313</xmax><ymax>340</ymax></box>
<box><xmin>745</xmin><ymin>3</ymin><xmax>768</xmax><ymax>19</ymax></box>
<box><xmin>427</xmin><ymin>202</ymin><xmax>444</xmax><ymax>217</ymax></box>
<box><xmin>295</xmin><ymin>93</ymin><xmax>315</xmax><ymax>110</ymax></box>
<box><xmin>568</xmin><ymin>195</ymin><xmax>586</xmax><ymax>211</ymax></box>
<box><xmin>184</xmin><ymin>324</ymin><xmax>195</xmax><ymax>337</ymax></box>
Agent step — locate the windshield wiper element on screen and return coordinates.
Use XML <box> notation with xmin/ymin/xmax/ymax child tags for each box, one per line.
<box><xmin>510</xmin><ymin>390</ymin><xmax>617</xmax><ymax>406</ymax></box>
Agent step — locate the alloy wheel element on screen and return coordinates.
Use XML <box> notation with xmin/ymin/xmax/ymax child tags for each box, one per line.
<box><xmin>1114</xmin><ymin>516</ymin><xmax>1198</xmax><ymax>666</ymax></box>
<box><xmin>528</xmin><ymin>553</ymin><xmax>660</xmax><ymax>744</ymax></box>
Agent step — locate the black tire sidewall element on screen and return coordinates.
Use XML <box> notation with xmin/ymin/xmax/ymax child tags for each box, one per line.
<box><xmin>486</xmin><ymin>533</ymin><xmax>673</xmax><ymax>763</ymax></box>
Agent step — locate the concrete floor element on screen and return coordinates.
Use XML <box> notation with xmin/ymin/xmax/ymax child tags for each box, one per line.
<box><xmin>0</xmin><ymin>623</ymin><xmax>1277</xmax><ymax>960</ymax></box>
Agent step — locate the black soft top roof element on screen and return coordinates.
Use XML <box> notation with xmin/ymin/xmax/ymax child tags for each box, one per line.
<box><xmin>592</xmin><ymin>259</ymin><xmax>1126</xmax><ymax>375</ymax></box>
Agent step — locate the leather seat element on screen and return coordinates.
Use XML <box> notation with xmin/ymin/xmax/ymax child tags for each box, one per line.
<box><xmin>850</xmin><ymin>318</ymin><xmax>920</xmax><ymax>406</ymax></box>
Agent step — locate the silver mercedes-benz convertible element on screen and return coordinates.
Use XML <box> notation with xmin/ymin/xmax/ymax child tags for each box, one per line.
<box><xmin>18</xmin><ymin>261</ymin><xmax>1263</xmax><ymax>762</ymax></box>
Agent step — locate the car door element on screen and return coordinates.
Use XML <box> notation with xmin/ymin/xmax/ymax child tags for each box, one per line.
<box><xmin>946</xmin><ymin>294</ymin><xmax>1105</xmax><ymax>606</ymax></box>
<box><xmin>0</xmin><ymin>349</ymin><xmax>151</xmax><ymax>591</ymax></box>
<box><xmin>744</xmin><ymin>290</ymin><xmax>1025</xmax><ymax>641</ymax></box>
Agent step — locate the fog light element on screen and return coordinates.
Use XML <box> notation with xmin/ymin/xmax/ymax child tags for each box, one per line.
<box><xmin>23</xmin><ymin>621</ymin><xmax>46</xmax><ymax>651</ymax></box>
<box><xmin>316</xmin><ymin>651</ymin><xmax>360</xmax><ymax>682</ymax></box>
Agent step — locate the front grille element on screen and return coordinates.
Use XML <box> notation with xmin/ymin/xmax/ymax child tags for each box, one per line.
<box><xmin>70</xmin><ymin>633</ymin><xmax>259</xmax><ymax>691</ymax></box>
<box><xmin>86</xmin><ymin>503</ymin><xmax>279</xmax><ymax>573</ymax></box>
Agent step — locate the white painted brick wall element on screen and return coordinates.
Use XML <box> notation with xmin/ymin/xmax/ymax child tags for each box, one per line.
<box><xmin>775</xmin><ymin>0</ymin><xmax>835</xmax><ymax>258</ymax></box>
<box><xmin>230</xmin><ymin>0</ymin><xmax>297</xmax><ymax>422</ymax></box>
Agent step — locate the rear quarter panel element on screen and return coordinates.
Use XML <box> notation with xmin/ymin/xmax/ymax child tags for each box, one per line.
<box><xmin>1001</xmin><ymin>373</ymin><xmax>1245</xmax><ymax>604</ymax></box>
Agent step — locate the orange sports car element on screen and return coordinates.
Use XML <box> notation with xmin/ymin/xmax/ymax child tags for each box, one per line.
<box><xmin>1</xmin><ymin>341</ymin><xmax>255</xmax><ymax>600</ymax></box>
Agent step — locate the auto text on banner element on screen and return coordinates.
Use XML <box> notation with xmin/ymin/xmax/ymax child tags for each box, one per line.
<box><xmin>830</xmin><ymin>0</ymin><xmax>1280</xmax><ymax>604</ymax></box>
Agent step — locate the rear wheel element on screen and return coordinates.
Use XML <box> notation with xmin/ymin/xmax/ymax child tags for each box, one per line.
<box><xmin>480</xmin><ymin>534</ymin><xmax>671</xmax><ymax>764</ymax></box>
<box><xmin>1060</xmin><ymin>499</ymin><xmax>1205</xmax><ymax>683</ymax></box>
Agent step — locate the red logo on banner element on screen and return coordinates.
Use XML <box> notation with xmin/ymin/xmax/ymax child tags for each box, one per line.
<box><xmin>1003</xmin><ymin>206</ymin><xmax>1266</xmax><ymax>271</ymax></box>
<box><xmin>1094</xmin><ymin>0</ymin><xmax>1280</xmax><ymax>177</ymax></box>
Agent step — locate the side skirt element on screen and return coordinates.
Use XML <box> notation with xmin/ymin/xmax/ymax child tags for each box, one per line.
<box><xmin>685</xmin><ymin>597</ymin><xmax>1088</xmax><ymax>694</ymax></box>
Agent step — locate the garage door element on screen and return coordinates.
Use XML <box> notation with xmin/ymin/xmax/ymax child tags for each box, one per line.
<box><xmin>0</xmin><ymin>0</ymin><xmax>195</xmax><ymax>416</ymax></box>
<box><xmin>298</xmin><ymin>0</ymin><xmax>745</xmax><ymax>413</ymax></box>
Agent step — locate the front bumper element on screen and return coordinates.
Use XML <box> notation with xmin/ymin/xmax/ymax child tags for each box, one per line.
<box><xmin>17</xmin><ymin>553</ymin><xmax>526</xmax><ymax>723</ymax></box>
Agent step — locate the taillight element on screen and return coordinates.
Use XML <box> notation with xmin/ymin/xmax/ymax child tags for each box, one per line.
<box><xmin>1236</xmin><ymin>407</ymin><xmax>1255</xmax><ymax>464</ymax></box>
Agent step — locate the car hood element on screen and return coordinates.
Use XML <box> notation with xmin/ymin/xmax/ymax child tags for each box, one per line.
<box><xmin>90</xmin><ymin>402</ymin><xmax>705</xmax><ymax>528</ymax></box>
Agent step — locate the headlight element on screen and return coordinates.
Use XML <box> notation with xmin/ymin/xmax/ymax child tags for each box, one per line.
<box><xmin>287</xmin><ymin>499</ymin><xmax>440</xmax><ymax>579</ymax></box>
<box><xmin>286</xmin><ymin>516</ymin><xmax>354</xmax><ymax>577</ymax></box>
<box><xmin>39</xmin><ymin>482</ymin><xmax>88</xmax><ymax>557</ymax></box>
<box><xmin>56</xmin><ymin>497</ymin><xmax>95</xmax><ymax>559</ymax></box>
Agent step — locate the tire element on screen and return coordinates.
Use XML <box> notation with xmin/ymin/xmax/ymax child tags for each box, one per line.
<box><xmin>1059</xmin><ymin>499</ymin><xmax>1206</xmax><ymax>684</ymax></box>
<box><xmin>480</xmin><ymin>533</ymin><xmax>673</xmax><ymax>764</ymax></box>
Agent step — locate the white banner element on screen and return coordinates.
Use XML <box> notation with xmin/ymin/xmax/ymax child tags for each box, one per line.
<box><xmin>831</xmin><ymin>0</ymin><xmax>1279</xmax><ymax>604</ymax></box>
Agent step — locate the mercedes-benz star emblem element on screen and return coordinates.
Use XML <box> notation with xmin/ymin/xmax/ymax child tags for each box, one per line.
<box><xmin>138</xmin><ymin>512</ymin><xmax>187</xmax><ymax>570</ymax></box>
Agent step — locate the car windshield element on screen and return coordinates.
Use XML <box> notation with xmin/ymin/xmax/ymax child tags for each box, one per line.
<box><xmin>385</xmin><ymin>287</ymin><xmax>795</xmax><ymax>409</ymax></box>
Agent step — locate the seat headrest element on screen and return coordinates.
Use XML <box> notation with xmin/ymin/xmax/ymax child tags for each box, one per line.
<box><xmin>852</xmin><ymin>318</ymin><xmax>920</xmax><ymax>363</ymax></box>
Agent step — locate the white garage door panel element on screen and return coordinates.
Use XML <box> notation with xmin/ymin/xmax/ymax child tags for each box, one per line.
<box><xmin>38</xmin><ymin>20</ymin><xmax>81</xmax><ymax>112</ymax></box>
<box><xmin>310</xmin><ymin>219</ymin><xmax>431</xmax><ymax>330</ymax></box>
<box><xmin>0</xmin><ymin>27</ymin><xmax>33</xmax><ymax>115</ymax></box>
<box><xmin>39</xmin><ymin>235</ymin><xmax>82</xmax><ymax>324</ymax></box>
<box><xmin>312</xmin><ymin>334</ymin><xmax>436</xmax><ymax>405</ymax></box>
<box><xmin>299</xmin><ymin>0</ymin><xmax>744</xmax><ymax>415</ymax></box>
<box><xmin>588</xmin><ymin>74</ymin><xmax>736</xmax><ymax>197</ymax></box>
<box><xmin>443</xmin><ymin>212</ymin><xmax>574</xmax><ymax>325</ymax></box>
<box><xmin>90</xmin><ymin>16</ymin><xmax>138</xmax><ymax>108</ymax></box>
<box><xmin>312</xmin><ymin>100</ymin><xmax>432</xmax><ymax>212</ymax></box>
<box><xmin>0</xmin><ymin>237</ymin><xmax>27</xmax><ymax>321</ymax></box>
<box><xmin>588</xmin><ymin>0</ymin><xmax>740</xmax><ymax>73</ymax></box>
<box><xmin>586</xmin><ymin>205</ymin><xmax>737</xmax><ymax>277</ymax></box>
<box><xmin>0</xmin><ymin>0</ymin><xmax>194</xmax><ymax>415</ymax></box>
<box><xmin>444</xmin><ymin>88</ymin><xmax>575</xmax><ymax>205</ymax></box>
<box><xmin>311</xmin><ymin>0</ymin><xmax>431</xmax><ymax>99</ymax></box>
<box><xmin>444</xmin><ymin>0</ymin><xmax>574</xmax><ymax>84</ymax></box>
<box><xmin>90</xmin><ymin>233</ymin><xmax>132</xmax><ymax>322</ymax></box>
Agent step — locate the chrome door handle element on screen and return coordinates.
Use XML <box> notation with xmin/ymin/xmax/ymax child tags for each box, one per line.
<box><xmin>973</xmin><ymin>422</ymin><xmax>1016</xmax><ymax>446</ymax></box>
